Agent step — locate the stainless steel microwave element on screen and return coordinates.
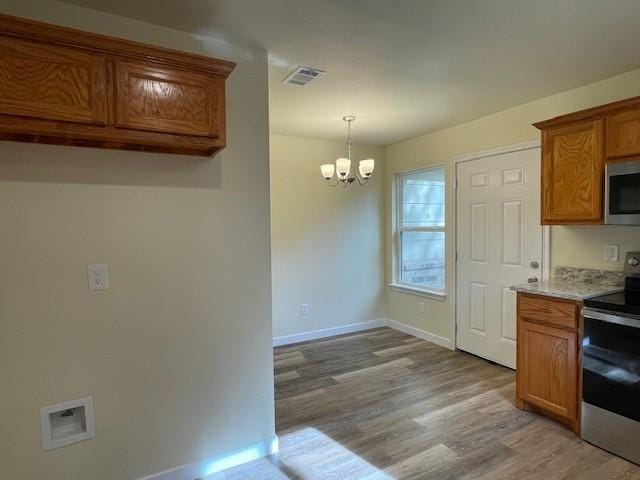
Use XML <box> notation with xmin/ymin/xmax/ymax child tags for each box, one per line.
<box><xmin>606</xmin><ymin>158</ymin><xmax>640</xmax><ymax>225</ymax></box>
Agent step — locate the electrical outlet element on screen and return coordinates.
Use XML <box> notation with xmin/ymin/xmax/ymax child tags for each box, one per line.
<box><xmin>87</xmin><ymin>264</ymin><xmax>108</xmax><ymax>291</ymax></box>
<box><xmin>604</xmin><ymin>244</ymin><xmax>619</xmax><ymax>263</ymax></box>
<box><xmin>300</xmin><ymin>304</ymin><xmax>309</xmax><ymax>316</ymax></box>
<box><xmin>418</xmin><ymin>301</ymin><xmax>425</xmax><ymax>313</ymax></box>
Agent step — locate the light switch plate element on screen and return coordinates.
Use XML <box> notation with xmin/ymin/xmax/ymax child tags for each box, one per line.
<box><xmin>300</xmin><ymin>304</ymin><xmax>309</xmax><ymax>316</ymax></box>
<box><xmin>87</xmin><ymin>264</ymin><xmax>108</xmax><ymax>291</ymax></box>
<box><xmin>604</xmin><ymin>245</ymin><xmax>619</xmax><ymax>263</ymax></box>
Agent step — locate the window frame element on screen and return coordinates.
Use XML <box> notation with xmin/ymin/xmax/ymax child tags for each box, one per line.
<box><xmin>392</xmin><ymin>165</ymin><xmax>447</xmax><ymax>300</ymax></box>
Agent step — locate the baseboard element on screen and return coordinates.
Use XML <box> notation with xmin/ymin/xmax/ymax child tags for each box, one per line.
<box><xmin>273</xmin><ymin>319</ymin><xmax>387</xmax><ymax>347</ymax></box>
<box><xmin>273</xmin><ymin>318</ymin><xmax>453</xmax><ymax>350</ymax></box>
<box><xmin>386</xmin><ymin>319</ymin><xmax>453</xmax><ymax>350</ymax></box>
<box><xmin>138</xmin><ymin>436</ymin><xmax>278</xmax><ymax>480</ymax></box>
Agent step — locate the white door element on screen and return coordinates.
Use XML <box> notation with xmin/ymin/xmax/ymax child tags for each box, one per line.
<box><xmin>456</xmin><ymin>147</ymin><xmax>543</xmax><ymax>369</ymax></box>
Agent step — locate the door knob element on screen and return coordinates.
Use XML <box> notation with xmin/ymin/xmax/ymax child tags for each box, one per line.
<box><xmin>527</xmin><ymin>277</ymin><xmax>539</xmax><ymax>283</ymax></box>
<box><xmin>530</xmin><ymin>261</ymin><xmax>539</xmax><ymax>269</ymax></box>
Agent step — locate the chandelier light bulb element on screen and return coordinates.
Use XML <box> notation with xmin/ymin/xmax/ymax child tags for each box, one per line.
<box><xmin>320</xmin><ymin>163</ymin><xmax>335</xmax><ymax>179</ymax></box>
<box><xmin>336</xmin><ymin>157</ymin><xmax>351</xmax><ymax>177</ymax></box>
<box><xmin>359</xmin><ymin>159</ymin><xmax>375</xmax><ymax>177</ymax></box>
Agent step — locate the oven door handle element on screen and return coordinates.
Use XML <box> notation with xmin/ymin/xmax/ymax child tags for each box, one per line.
<box><xmin>583</xmin><ymin>308</ymin><xmax>640</xmax><ymax>329</ymax></box>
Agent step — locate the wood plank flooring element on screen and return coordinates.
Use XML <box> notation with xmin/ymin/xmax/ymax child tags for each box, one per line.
<box><xmin>213</xmin><ymin>327</ymin><xmax>640</xmax><ymax>479</ymax></box>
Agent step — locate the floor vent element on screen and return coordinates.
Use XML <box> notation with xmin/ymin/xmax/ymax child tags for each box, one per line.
<box><xmin>282</xmin><ymin>66</ymin><xmax>325</xmax><ymax>86</ymax></box>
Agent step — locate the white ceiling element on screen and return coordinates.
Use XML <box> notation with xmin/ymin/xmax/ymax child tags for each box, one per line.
<box><xmin>61</xmin><ymin>0</ymin><xmax>640</xmax><ymax>146</ymax></box>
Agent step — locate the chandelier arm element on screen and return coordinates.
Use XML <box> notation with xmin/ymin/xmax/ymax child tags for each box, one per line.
<box><xmin>326</xmin><ymin>177</ymin><xmax>341</xmax><ymax>187</ymax></box>
<box><xmin>354</xmin><ymin>173</ymin><xmax>370</xmax><ymax>186</ymax></box>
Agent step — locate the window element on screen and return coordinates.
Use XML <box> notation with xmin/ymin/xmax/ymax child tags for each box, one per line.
<box><xmin>395</xmin><ymin>166</ymin><xmax>446</xmax><ymax>296</ymax></box>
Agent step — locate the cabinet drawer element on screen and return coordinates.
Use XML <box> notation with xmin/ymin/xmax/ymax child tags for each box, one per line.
<box><xmin>607</xmin><ymin>109</ymin><xmax>640</xmax><ymax>159</ymax></box>
<box><xmin>518</xmin><ymin>294</ymin><xmax>578</xmax><ymax>330</ymax></box>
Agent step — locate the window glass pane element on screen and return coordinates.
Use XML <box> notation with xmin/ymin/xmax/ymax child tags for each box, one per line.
<box><xmin>400</xmin><ymin>231</ymin><xmax>445</xmax><ymax>290</ymax></box>
<box><xmin>402</xmin><ymin>168</ymin><xmax>445</xmax><ymax>227</ymax></box>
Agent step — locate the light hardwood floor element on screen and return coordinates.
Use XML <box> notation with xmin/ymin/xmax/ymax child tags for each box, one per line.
<box><xmin>214</xmin><ymin>327</ymin><xmax>640</xmax><ymax>479</ymax></box>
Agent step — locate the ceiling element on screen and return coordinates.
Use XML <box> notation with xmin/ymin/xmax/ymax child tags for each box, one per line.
<box><xmin>61</xmin><ymin>0</ymin><xmax>640</xmax><ymax>146</ymax></box>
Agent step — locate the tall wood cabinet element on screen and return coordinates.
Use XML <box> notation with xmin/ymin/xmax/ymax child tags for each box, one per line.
<box><xmin>516</xmin><ymin>293</ymin><xmax>581</xmax><ymax>434</ymax></box>
<box><xmin>534</xmin><ymin>96</ymin><xmax>640</xmax><ymax>225</ymax></box>
<box><xmin>0</xmin><ymin>14</ymin><xmax>235</xmax><ymax>156</ymax></box>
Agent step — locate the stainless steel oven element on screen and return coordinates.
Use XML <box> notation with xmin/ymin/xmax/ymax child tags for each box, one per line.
<box><xmin>606</xmin><ymin>158</ymin><xmax>640</xmax><ymax>225</ymax></box>
<box><xmin>582</xmin><ymin>307</ymin><xmax>640</xmax><ymax>464</ymax></box>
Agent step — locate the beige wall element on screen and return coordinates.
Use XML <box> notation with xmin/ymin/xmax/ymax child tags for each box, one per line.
<box><xmin>270</xmin><ymin>134</ymin><xmax>385</xmax><ymax>339</ymax></box>
<box><xmin>0</xmin><ymin>2</ymin><xmax>274</xmax><ymax>480</ymax></box>
<box><xmin>385</xmin><ymin>67</ymin><xmax>640</xmax><ymax>340</ymax></box>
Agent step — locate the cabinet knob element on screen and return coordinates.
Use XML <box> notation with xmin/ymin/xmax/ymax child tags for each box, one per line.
<box><xmin>530</xmin><ymin>260</ymin><xmax>539</xmax><ymax>269</ymax></box>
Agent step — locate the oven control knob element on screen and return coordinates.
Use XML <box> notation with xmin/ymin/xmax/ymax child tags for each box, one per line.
<box><xmin>629</xmin><ymin>257</ymin><xmax>640</xmax><ymax>267</ymax></box>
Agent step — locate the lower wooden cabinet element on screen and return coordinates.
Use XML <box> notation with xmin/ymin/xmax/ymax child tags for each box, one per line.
<box><xmin>516</xmin><ymin>293</ymin><xmax>581</xmax><ymax>434</ymax></box>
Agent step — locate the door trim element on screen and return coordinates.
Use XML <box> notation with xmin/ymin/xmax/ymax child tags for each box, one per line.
<box><xmin>450</xmin><ymin>139</ymin><xmax>550</xmax><ymax>356</ymax></box>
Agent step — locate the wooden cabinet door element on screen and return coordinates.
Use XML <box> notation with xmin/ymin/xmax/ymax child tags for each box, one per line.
<box><xmin>541</xmin><ymin>119</ymin><xmax>604</xmax><ymax>224</ymax></box>
<box><xmin>115</xmin><ymin>61</ymin><xmax>222</xmax><ymax>138</ymax></box>
<box><xmin>607</xmin><ymin>109</ymin><xmax>640</xmax><ymax>159</ymax></box>
<box><xmin>0</xmin><ymin>36</ymin><xmax>107</xmax><ymax>125</ymax></box>
<box><xmin>517</xmin><ymin>320</ymin><xmax>578</xmax><ymax>421</ymax></box>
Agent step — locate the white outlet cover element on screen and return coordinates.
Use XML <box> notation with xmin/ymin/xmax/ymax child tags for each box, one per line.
<box><xmin>604</xmin><ymin>245</ymin><xmax>619</xmax><ymax>262</ymax></box>
<box><xmin>87</xmin><ymin>264</ymin><xmax>109</xmax><ymax>291</ymax></box>
<box><xmin>300</xmin><ymin>304</ymin><xmax>309</xmax><ymax>316</ymax></box>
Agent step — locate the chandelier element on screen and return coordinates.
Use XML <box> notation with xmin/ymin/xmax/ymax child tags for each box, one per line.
<box><xmin>320</xmin><ymin>116</ymin><xmax>375</xmax><ymax>187</ymax></box>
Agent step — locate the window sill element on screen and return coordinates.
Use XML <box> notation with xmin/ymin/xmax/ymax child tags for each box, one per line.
<box><xmin>388</xmin><ymin>284</ymin><xmax>447</xmax><ymax>301</ymax></box>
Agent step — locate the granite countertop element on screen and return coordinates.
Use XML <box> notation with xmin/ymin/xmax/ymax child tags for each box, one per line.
<box><xmin>510</xmin><ymin>267</ymin><xmax>624</xmax><ymax>301</ymax></box>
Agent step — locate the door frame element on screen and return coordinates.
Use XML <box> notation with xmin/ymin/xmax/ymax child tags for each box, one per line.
<box><xmin>450</xmin><ymin>139</ymin><xmax>550</xmax><ymax>355</ymax></box>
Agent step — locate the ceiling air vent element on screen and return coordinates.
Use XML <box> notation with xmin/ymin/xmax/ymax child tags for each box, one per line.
<box><xmin>282</xmin><ymin>66</ymin><xmax>325</xmax><ymax>86</ymax></box>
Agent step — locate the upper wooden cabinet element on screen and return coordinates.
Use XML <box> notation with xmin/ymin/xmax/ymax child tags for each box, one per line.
<box><xmin>540</xmin><ymin>119</ymin><xmax>604</xmax><ymax>224</ymax></box>
<box><xmin>0</xmin><ymin>14</ymin><xmax>235</xmax><ymax>156</ymax></box>
<box><xmin>0</xmin><ymin>36</ymin><xmax>108</xmax><ymax>126</ymax></box>
<box><xmin>535</xmin><ymin>96</ymin><xmax>640</xmax><ymax>224</ymax></box>
<box><xmin>607</xmin><ymin>108</ymin><xmax>640</xmax><ymax>159</ymax></box>
<box><xmin>114</xmin><ymin>61</ymin><xmax>224</xmax><ymax>138</ymax></box>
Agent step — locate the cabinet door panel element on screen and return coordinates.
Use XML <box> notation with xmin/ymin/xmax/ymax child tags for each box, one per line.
<box><xmin>115</xmin><ymin>61</ymin><xmax>219</xmax><ymax>137</ymax></box>
<box><xmin>0</xmin><ymin>36</ymin><xmax>107</xmax><ymax>125</ymax></box>
<box><xmin>607</xmin><ymin>109</ymin><xmax>640</xmax><ymax>159</ymax></box>
<box><xmin>517</xmin><ymin>320</ymin><xmax>578</xmax><ymax>420</ymax></box>
<box><xmin>541</xmin><ymin>119</ymin><xmax>604</xmax><ymax>224</ymax></box>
